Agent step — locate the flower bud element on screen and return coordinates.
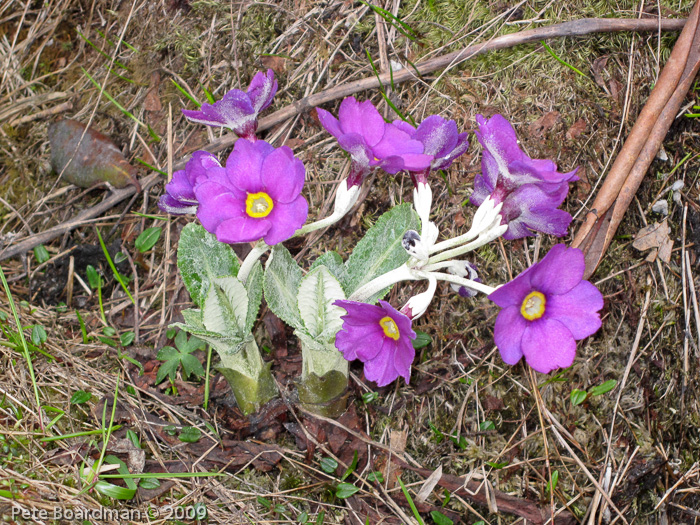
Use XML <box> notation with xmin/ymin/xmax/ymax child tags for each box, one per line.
<box><xmin>402</xmin><ymin>230</ymin><xmax>430</xmax><ymax>261</ymax></box>
<box><xmin>448</xmin><ymin>261</ymin><xmax>481</xmax><ymax>298</ymax></box>
<box><xmin>400</xmin><ymin>275</ymin><xmax>437</xmax><ymax>320</ymax></box>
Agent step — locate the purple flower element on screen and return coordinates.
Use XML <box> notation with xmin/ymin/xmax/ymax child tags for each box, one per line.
<box><xmin>334</xmin><ymin>299</ymin><xmax>417</xmax><ymax>386</ymax></box>
<box><xmin>394</xmin><ymin>115</ymin><xmax>469</xmax><ymax>185</ymax></box>
<box><xmin>317</xmin><ymin>97</ymin><xmax>432</xmax><ymax>186</ymax></box>
<box><xmin>194</xmin><ymin>138</ymin><xmax>308</xmax><ymax>245</ymax></box>
<box><xmin>469</xmin><ymin>114</ymin><xmax>578</xmax><ymax>240</ymax></box>
<box><xmin>488</xmin><ymin>244</ymin><xmax>604</xmax><ymax>374</ymax></box>
<box><xmin>182</xmin><ymin>69</ymin><xmax>277</xmax><ymax>140</ymax></box>
<box><xmin>158</xmin><ymin>151</ymin><xmax>221</xmax><ymax>215</ymax></box>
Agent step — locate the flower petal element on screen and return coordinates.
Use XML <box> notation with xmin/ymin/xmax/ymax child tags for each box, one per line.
<box><xmin>415</xmin><ymin>115</ymin><xmax>458</xmax><ymax>158</ymax></box>
<box><xmin>316</xmin><ymin>108</ymin><xmax>343</xmax><ymax>139</ymax></box>
<box><xmin>335</xmin><ymin>323</ymin><xmax>385</xmax><ymax>362</ymax></box>
<box><xmin>215</xmin><ymin>216</ymin><xmax>271</xmax><ymax>244</ymax></box>
<box><xmin>521</xmin><ymin>317</ymin><xmax>577</xmax><ymax>373</ymax></box>
<box><xmin>247</xmin><ymin>69</ymin><xmax>277</xmax><ymax>113</ymax></box>
<box><xmin>488</xmin><ymin>270</ymin><xmax>533</xmax><ymax>308</ymax></box>
<box><xmin>158</xmin><ymin>194</ymin><xmax>197</xmax><ymax>215</ymax></box>
<box><xmin>263</xmin><ymin>195</ymin><xmax>308</xmax><ymax>245</ymax></box>
<box><xmin>363</xmin><ymin>339</ymin><xmax>401</xmax><ymax>387</ymax></box>
<box><xmin>261</xmin><ymin>146</ymin><xmax>305</xmax><ymax>203</ymax></box>
<box><xmin>372</xmin><ymin>123</ymin><xmax>424</xmax><ymax>159</ymax></box>
<box><xmin>337</xmin><ymin>133</ymin><xmax>372</xmax><ymax>169</ymax></box>
<box><xmin>493</xmin><ymin>305</ymin><xmax>527</xmax><ymax>365</ymax></box>
<box><xmin>391</xmin><ymin>337</ymin><xmax>415</xmax><ymax>384</ymax></box>
<box><xmin>226</xmin><ymin>139</ymin><xmax>275</xmax><ymax>193</ymax></box>
<box><xmin>195</xmin><ymin>184</ymin><xmax>246</xmax><ymax>232</ymax></box>
<box><xmin>546</xmin><ymin>280</ymin><xmax>603</xmax><ymax>340</ymax></box>
<box><xmin>530</xmin><ymin>244</ymin><xmax>584</xmax><ymax>296</ymax></box>
<box><xmin>338</xmin><ymin>97</ymin><xmax>386</xmax><ymax>147</ymax></box>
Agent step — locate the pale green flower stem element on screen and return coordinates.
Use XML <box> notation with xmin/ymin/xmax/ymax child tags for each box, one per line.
<box><xmin>298</xmin><ymin>341</ymin><xmax>349</xmax><ymax>418</ymax></box>
<box><xmin>216</xmin><ymin>339</ymin><xmax>277</xmax><ymax>416</ymax></box>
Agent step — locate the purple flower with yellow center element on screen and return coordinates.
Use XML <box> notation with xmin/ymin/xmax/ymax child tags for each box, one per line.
<box><xmin>334</xmin><ymin>299</ymin><xmax>417</xmax><ymax>387</ymax></box>
<box><xmin>158</xmin><ymin>150</ymin><xmax>221</xmax><ymax>215</ymax></box>
<box><xmin>193</xmin><ymin>138</ymin><xmax>308</xmax><ymax>245</ymax></box>
<box><xmin>393</xmin><ymin>115</ymin><xmax>469</xmax><ymax>185</ymax></box>
<box><xmin>488</xmin><ymin>244</ymin><xmax>604</xmax><ymax>374</ymax></box>
<box><xmin>316</xmin><ymin>97</ymin><xmax>433</xmax><ymax>186</ymax></box>
<box><xmin>469</xmin><ymin>114</ymin><xmax>578</xmax><ymax>240</ymax></box>
<box><xmin>182</xmin><ymin>69</ymin><xmax>277</xmax><ymax>140</ymax></box>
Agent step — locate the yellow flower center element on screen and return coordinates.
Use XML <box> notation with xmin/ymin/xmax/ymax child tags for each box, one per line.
<box><xmin>379</xmin><ymin>316</ymin><xmax>400</xmax><ymax>340</ymax></box>
<box><xmin>520</xmin><ymin>291</ymin><xmax>546</xmax><ymax>321</ymax></box>
<box><xmin>245</xmin><ymin>192</ymin><xmax>274</xmax><ymax>218</ymax></box>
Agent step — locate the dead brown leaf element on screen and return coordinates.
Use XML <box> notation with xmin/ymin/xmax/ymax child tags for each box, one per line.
<box><xmin>566</xmin><ymin>118</ymin><xmax>587</xmax><ymax>141</ymax></box>
<box><xmin>633</xmin><ymin>220</ymin><xmax>673</xmax><ymax>263</ymax></box>
<box><xmin>528</xmin><ymin>111</ymin><xmax>561</xmax><ymax>139</ymax></box>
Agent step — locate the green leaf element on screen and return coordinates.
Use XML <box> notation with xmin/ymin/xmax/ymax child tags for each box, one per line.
<box><xmin>297</xmin><ymin>266</ymin><xmax>345</xmax><ymax>339</ymax></box>
<box><xmin>244</xmin><ymin>261</ymin><xmax>264</xmax><ymax>333</ymax></box>
<box><xmin>412</xmin><ymin>330</ymin><xmax>432</xmax><ymax>349</ymax></box>
<box><xmin>31</xmin><ymin>325</ymin><xmax>47</xmax><ymax>346</ymax></box>
<box><xmin>547</xmin><ymin>470</ymin><xmax>559</xmax><ymax>494</ymax></box>
<box><xmin>94</xmin><ymin>481</ymin><xmax>136</xmax><ymax>500</ymax></box>
<box><xmin>86</xmin><ymin>264</ymin><xmax>101</xmax><ymax>290</ymax></box>
<box><xmin>120</xmin><ymin>331</ymin><xmax>135</xmax><ymax>346</ymax></box>
<box><xmin>135</xmin><ymin>227</ymin><xmax>162</xmax><ymax>252</ymax></box>
<box><xmin>335</xmin><ymin>482</ymin><xmax>360</xmax><ymax>499</ymax></box>
<box><xmin>479</xmin><ymin>420</ymin><xmax>495</xmax><ymax>431</ymax></box>
<box><xmin>178</xmin><ymin>426</ymin><xmax>201</xmax><ymax>443</ymax></box>
<box><xmin>341</xmin><ymin>450</ymin><xmax>358</xmax><ymax>481</ymax></box>
<box><xmin>430</xmin><ymin>511</ymin><xmax>453</xmax><ymax>525</ymax></box>
<box><xmin>114</xmin><ymin>251</ymin><xmax>128</xmax><ymax>264</ymax></box>
<box><xmin>309</xmin><ymin>251</ymin><xmax>347</xmax><ymax>284</ymax></box>
<box><xmin>589</xmin><ymin>379</ymin><xmax>617</xmax><ymax>397</ymax></box>
<box><xmin>367</xmin><ymin>471</ymin><xmax>384</xmax><ymax>483</ymax></box>
<box><xmin>139</xmin><ymin>478</ymin><xmax>161</xmax><ymax>489</ymax></box>
<box><xmin>70</xmin><ymin>390</ymin><xmax>92</xmax><ymax>404</ymax></box>
<box><xmin>257</xmin><ymin>496</ymin><xmax>272</xmax><ymax>509</ymax></box>
<box><xmin>570</xmin><ymin>389</ymin><xmax>588</xmax><ymax>406</ymax></box>
<box><xmin>180</xmin><ymin>354</ymin><xmax>205</xmax><ymax>379</ymax></box>
<box><xmin>320</xmin><ymin>457</ymin><xmax>338</xmax><ymax>474</ymax></box>
<box><xmin>486</xmin><ymin>461</ymin><xmax>509</xmax><ymax>469</ymax></box>
<box><xmin>156</xmin><ymin>359</ymin><xmax>179</xmax><ymax>384</ymax></box>
<box><xmin>157</xmin><ymin>346</ymin><xmax>179</xmax><ymax>361</ymax></box>
<box><xmin>344</xmin><ymin>203</ymin><xmax>419</xmax><ymax>300</ymax></box>
<box><xmin>177</xmin><ymin>223</ymin><xmax>240</xmax><ymax>306</ymax></box>
<box><xmin>263</xmin><ymin>245</ymin><xmax>304</xmax><ymax>330</ymax></box>
<box><xmin>362</xmin><ymin>391</ymin><xmax>378</xmax><ymax>404</ymax></box>
<box><xmin>34</xmin><ymin>244</ymin><xmax>50</xmax><ymax>264</ymax></box>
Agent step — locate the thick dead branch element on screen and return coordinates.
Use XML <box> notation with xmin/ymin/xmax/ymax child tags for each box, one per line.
<box><xmin>572</xmin><ymin>2</ymin><xmax>700</xmax><ymax>277</ymax></box>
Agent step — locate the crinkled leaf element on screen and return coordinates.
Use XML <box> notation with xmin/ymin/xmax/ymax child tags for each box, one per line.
<box><xmin>344</xmin><ymin>203</ymin><xmax>419</xmax><ymax>300</ymax></box>
<box><xmin>203</xmin><ymin>277</ymin><xmax>249</xmax><ymax>336</ymax></box>
<box><xmin>177</xmin><ymin>223</ymin><xmax>240</xmax><ymax>306</ymax></box>
<box><xmin>263</xmin><ymin>245</ymin><xmax>303</xmax><ymax>330</ymax></box>
<box><xmin>310</xmin><ymin>251</ymin><xmax>347</xmax><ymax>285</ymax></box>
<box><xmin>174</xmin><ymin>329</ymin><xmax>189</xmax><ymax>350</ymax></box>
<box><xmin>181</xmin><ymin>308</ymin><xmax>204</xmax><ymax>329</ymax></box>
<box><xmin>297</xmin><ymin>266</ymin><xmax>346</xmax><ymax>339</ymax></box>
<box><xmin>244</xmin><ymin>260</ymin><xmax>264</xmax><ymax>333</ymax></box>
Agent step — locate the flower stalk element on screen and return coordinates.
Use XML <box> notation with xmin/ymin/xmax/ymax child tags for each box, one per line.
<box><xmin>216</xmin><ymin>339</ymin><xmax>278</xmax><ymax>416</ymax></box>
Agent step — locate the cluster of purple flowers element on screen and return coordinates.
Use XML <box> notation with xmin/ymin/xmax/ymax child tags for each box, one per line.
<box><xmin>160</xmin><ymin>68</ymin><xmax>603</xmax><ymax>387</ymax></box>
<box><xmin>469</xmin><ymin>114</ymin><xmax>579</xmax><ymax>240</ymax></box>
<box><xmin>317</xmin><ymin>97</ymin><xmax>468</xmax><ymax>187</ymax></box>
<box><xmin>159</xmin><ymin>70</ymin><xmax>308</xmax><ymax>246</ymax></box>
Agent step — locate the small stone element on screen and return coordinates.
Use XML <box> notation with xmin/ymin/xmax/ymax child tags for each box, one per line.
<box><xmin>651</xmin><ymin>200</ymin><xmax>668</xmax><ymax>215</ymax></box>
<box><xmin>670</xmin><ymin>180</ymin><xmax>684</xmax><ymax>192</ymax></box>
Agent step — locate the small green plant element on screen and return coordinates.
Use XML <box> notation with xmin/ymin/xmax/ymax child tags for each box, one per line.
<box><xmin>156</xmin><ymin>330</ymin><xmax>206</xmax><ymax>384</ymax></box>
<box><xmin>135</xmin><ymin>227</ymin><xmax>162</xmax><ymax>253</ymax></box>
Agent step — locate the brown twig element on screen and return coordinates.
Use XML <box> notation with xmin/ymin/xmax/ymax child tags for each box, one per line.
<box><xmin>0</xmin><ymin>173</ymin><xmax>160</xmax><ymax>262</ymax></box>
<box><xmin>0</xmin><ymin>16</ymin><xmax>688</xmax><ymax>261</ymax></box>
<box><xmin>178</xmin><ymin>16</ymin><xmax>687</xmax><ymax>168</ymax></box>
<box><xmin>572</xmin><ymin>2</ymin><xmax>700</xmax><ymax>277</ymax></box>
